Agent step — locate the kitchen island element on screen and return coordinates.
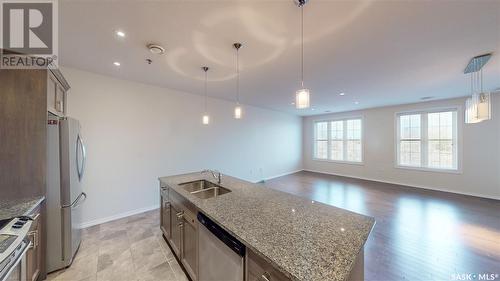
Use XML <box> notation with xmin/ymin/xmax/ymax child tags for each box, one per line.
<box><xmin>159</xmin><ymin>172</ymin><xmax>375</xmax><ymax>281</ymax></box>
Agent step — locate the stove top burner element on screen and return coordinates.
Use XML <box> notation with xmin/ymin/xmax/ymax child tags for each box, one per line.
<box><xmin>0</xmin><ymin>220</ymin><xmax>9</xmax><ymax>231</ymax></box>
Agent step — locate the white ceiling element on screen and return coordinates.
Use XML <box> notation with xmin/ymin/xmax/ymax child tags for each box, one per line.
<box><xmin>59</xmin><ymin>0</ymin><xmax>500</xmax><ymax>116</ymax></box>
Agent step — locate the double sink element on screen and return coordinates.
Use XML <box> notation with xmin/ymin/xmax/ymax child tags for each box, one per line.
<box><xmin>179</xmin><ymin>180</ymin><xmax>231</xmax><ymax>199</ymax></box>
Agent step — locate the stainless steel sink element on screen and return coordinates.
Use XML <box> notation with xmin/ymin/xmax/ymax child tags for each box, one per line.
<box><xmin>190</xmin><ymin>186</ymin><xmax>231</xmax><ymax>199</ymax></box>
<box><xmin>179</xmin><ymin>180</ymin><xmax>219</xmax><ymax>193</ymax></box>
<box><xmin>178</xmin><ymin>180</ymin><xmax>231</xmax><ymax>199</ymax></box>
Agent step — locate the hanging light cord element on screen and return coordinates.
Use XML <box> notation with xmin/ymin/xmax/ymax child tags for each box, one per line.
<box><xmin>236</xmin><ymin>47</ymin><xmax>240</xmax><ymax>104</ymax></box>
<box><xmin>300</xmin><ymin>5</ymin><xmax>304</xmax><ymax>88</ymax></box>
<box><xmin>204</xmin><ymin>70</ymin><xmax>208</xmax><ymax>112</ymax></box>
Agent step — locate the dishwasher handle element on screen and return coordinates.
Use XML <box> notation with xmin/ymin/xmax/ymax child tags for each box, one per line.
<box><xmin>197</xmin><ymin>212</ymin><xmax>246</xmax><ymax>257</ymax></box>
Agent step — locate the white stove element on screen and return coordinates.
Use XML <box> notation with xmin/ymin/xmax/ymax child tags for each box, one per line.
<box><xmin>0</xmin><ymin>218</ymin><xmax>32</xmax><ymax>281</ymax></box>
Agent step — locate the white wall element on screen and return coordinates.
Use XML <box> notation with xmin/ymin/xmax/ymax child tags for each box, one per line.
<box><xmin>303</xmin><ymin>95</ymin><xmax>500</xmax><ymax>200</ymax></box>
<box><xmin>62</xmin><ymin>67</ymin><xmax>302</xmax><ymax>227</ymax></box>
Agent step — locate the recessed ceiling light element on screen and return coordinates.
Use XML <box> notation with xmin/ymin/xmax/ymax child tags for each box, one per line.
<box><xmin>339</xmin><ymin>92</ymin><xmax>345</xmax><ymax>96</ymax></box>
<box><xmin>115</xmin><ymin>30</ymin><xmax>125</xmax><ymax>37</ymax></box>
<box><xmin>291</xmin><ymin>102</ymin><xmax>295</xmax><ymax>105</ymax></box>
<box><xmin>311</xmin><ymin>108</ymin><xmax>315</xmax><ymax>111</ymax></box>
<box><xmin>113</xmin><ymin>62</ymin><xmax>121</xmax><ymax>66</ymax></box>
<box><xmin>354</xmin><ymin>101</ymin><xmax>359</xmax><ymax>104</ymax></box>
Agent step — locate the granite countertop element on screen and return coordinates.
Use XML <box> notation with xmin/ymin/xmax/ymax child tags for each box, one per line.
<box><xmin>0</xmin><ymin>196</ymin><xmax>45</xmax><ymax>221</ymax></box>
<box><xmin>159</xmin><ymin>172</ymin><xmax>375</xmax><ymax>281</ymax></box>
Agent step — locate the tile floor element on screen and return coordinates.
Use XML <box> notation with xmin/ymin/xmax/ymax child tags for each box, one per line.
<box><xmin>46</xmin><ymin>210</ymin><xmax>188</xmax><ymax>281</ymax></box>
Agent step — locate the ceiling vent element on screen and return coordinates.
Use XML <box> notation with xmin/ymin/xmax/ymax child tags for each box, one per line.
<box><xmin>147</xmin><ymin>44</ymin><xmax>165</xmax><ymax>55</ymax></box>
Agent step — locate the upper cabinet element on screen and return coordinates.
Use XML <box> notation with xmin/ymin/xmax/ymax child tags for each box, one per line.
<box><xmin>47</xmin><ymin>69</ymin><xmax>70</xmax><ymax>117</ymax></box>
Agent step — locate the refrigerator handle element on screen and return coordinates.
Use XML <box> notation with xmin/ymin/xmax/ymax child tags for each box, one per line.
<box><xmin>62</xmin><ymin>192</ymin><xmax>87</xmax><ymax>209</ymax></box>
<box><xmin>76</xmin><ymin>134</ymin><xmax>86</xmax><ymax>181</ymax></box>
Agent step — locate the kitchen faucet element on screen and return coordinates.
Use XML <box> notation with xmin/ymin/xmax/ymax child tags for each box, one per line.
<box><xmin>202</xmin><ymin>169</ymin><xmax>221</xmax><ymax>184</ymax></box>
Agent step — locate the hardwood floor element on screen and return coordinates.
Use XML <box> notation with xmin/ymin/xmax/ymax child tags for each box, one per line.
<box><xmin>264</xmin><ymin>171</ymin><xmax>500</xmax><ymax>281</ymax></box>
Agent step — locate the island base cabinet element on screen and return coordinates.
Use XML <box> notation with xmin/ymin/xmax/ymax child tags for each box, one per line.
<box><xmin>347</xmin><ymin>248</ymin><xmax>364</xmax><ymax>281</ymax></box>
<box><xmin>160</xmin><ymin>190</ymin><xmax>171</xmax><ymax>239</ymax></box>
<box><xmin>181</xmin><ymin>210</ymin><xmax>198</xmax><ymax>281</ymax></box>
<box><xmin>246</xmin><ymin>249</ymin><xmax>290</xmax><ymax>281</ymax></box>
<box><xmin>169</xmin><ymin>204</ymin><xmax>182</xmax><ymax>258</ymax></box>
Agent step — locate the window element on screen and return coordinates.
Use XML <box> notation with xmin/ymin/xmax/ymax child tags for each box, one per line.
<box><xmin>397</xmin><ymin>109</ymin><xmax>458</xmax><ymax>171</ymax></box>
<box><xmin>314</xmin><ymin>121</ymin><xmax>328</xmax><ymax>159</ymax></box>
<box><xmin>314</xmin><ymin>118</ymin><xmax>363</xmax><ymax>163</ymax></box>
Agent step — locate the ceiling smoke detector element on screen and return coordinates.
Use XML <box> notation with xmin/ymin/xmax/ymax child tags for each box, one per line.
<box><xmin>147</xmin><ymin>44</ymin><xmax>165</xmax><ymax>55</ymax></box>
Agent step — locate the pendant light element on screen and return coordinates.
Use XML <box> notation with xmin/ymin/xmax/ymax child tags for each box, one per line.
<box><xmin>295</xmin><ymin>0</ymin><xmax>310</xmax><ymax>109</ymax></box>
<box><xmin>464</xmin><ymin>54</ymin><xmax>492</xmax><ymax>124</ymax></box>
<box><xmin>202</xmin><ymin>66</ymin><xmax>210</xmax><ymax>125</ymax></box>
<box><xmin>233</xmin><ymin>42</ymin><xmax>243</xmax><ymax>119</ymax></box>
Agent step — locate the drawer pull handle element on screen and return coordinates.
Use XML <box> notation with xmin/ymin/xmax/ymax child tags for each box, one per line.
<box><xmin>31</xmin><ymin>213</ymin><xmax>40</xmax><ymax>221</ymax></box>
<box><xmin>260</xmin><ymin>272</ymin><xmax>271</xmax><ymax>281</ymax></box>
<box><xmin>176</xmin><ymin>211</ymin><xmax>184</xmax><ymax>219</ymax></box>
<box><xmin>28</xmin><ymin>231</ymin><xmax>38</xmax><ymax>249</ymax></box>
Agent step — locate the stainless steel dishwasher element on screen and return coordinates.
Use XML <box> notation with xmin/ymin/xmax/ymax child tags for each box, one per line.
<box><xmin>197</xmin><ymin>213</ymin><xmax>245</xmax><ymax>281</ymax></box>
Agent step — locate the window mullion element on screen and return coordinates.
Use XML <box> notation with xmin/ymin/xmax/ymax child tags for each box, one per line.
<box><xmin>422</xmin><ymin>114</ymin><xmax>428</xmax><ymax>168</ymax></box>
<box><xmin>327</xmin><ymin>122</ymin><xmax>331</xmax><ymax>160</ymax></box>
<box><xmin>452</xmin><ymin>111</ymin><xmax>458</xmax><ymax>169</ymax></box>
<box><xmin>343</xmin><ymin>120</ymin><xmax>347</xmax><ymax>161</ymax></box>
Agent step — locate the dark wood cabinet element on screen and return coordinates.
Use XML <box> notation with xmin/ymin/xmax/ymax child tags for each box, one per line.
<box><xmin>162</xmin><ymin>187</ymin><xmax>198</xmax><ymax>281</ymax></box>
<box><xmin>47</xmin><ymin>71</ymin><xmax>67</xmax><ymax>116</ymax></box>
<box><xmin>181</xmin><ymin>209</ymin><xmax>198</xmax><ymax>281</ymax></box>
<box><xmin>169</xmin><ymin>202</ymin><xmax>182</xmax><ymax>258</ymax></box>
<box><xmin>26</xmin><ymin>205</ymin><xmax>43</xmax><ymax>281</ymax></box>
<box><xmin>0</xmin><ymin>68</ymin><xmax>69</xmax><ymax>199</ymax></box>
<box><xmin>160</xmin><ymin>189</ymin><xmax>171</xmax><ymax>240</ymax></box>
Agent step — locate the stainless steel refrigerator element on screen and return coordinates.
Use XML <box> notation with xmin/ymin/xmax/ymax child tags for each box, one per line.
<box><xmin>46</xmin><ymin>115</ymin><xmax>87</xmax><ymax>272</ymax></box>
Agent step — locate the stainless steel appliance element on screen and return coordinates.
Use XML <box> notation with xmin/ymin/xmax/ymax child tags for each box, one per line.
<box><xmin>197</xmin><ymin>212</ymin><xmax>245</xmax><ymax>281</ymax></box>
<box><xmin>0</xmin><ymin>218</ymin><xmax>32</xmax><ymax>281</ymax></box>
<box><xmin>46</xmin><ymin>116</ymin><xmax>87</xmax><ymax>272</ymax></box>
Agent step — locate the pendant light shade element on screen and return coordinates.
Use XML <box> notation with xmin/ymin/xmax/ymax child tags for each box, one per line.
<box><xmin>202</xmin><ymin>66</ymin><xmax>210</xmax><ymax>125</ymax></box>
<box><xmin>295</xmin><ymin>88</ymin><xmax>310</xmax><ymax>109</ymax></box>
<box><xmin>233</xmin><ymin>43</ymin><xmax>243</xmax><ymax>119</ymax></box>
<box><xmin>234</xmin><ymin>105</ymin><xmax>242</xmax><ymax>119</ymax></box>
<box><xmin>464</xmin><ymin>55</ymin><xmax>492</xmax><ymax>124</ymax></box>
<box><xmin>202</xmin><ymin>114</ymin><xmax>210</xmax><ymax>125</ymax></box>
<box><xmin>466</xmin><ymin>92</ymin><xmax>491</xmax><ymax>123</ymax></box>
<box><xmin>295</xmin><ymin>0</ymin><xmax>310</xmax><ymax>109</ymax></box>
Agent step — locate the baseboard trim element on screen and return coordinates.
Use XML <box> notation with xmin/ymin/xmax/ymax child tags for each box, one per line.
<box><xmin>263</xmin><ymin>169</ymin><xmax>303</xmax><ymax>181</ymax></box>
<box><xmin>79</xmin><ymin>204</ymin><xmax>159</xmax><ymax>229</ymax></box>
<box><xmin>253</xmin><ymin>169</ymin><xmax>304</xmax><ymax>183</ymax></box>
<box><xmin>302</xmin><ymin>169</ymin><xmax>500</xmax><ymax>201</ymax></box>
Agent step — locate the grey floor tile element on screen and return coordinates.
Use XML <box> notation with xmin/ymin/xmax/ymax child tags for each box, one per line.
<box><xmin>137</xmin><ymin>262</ymin><xmax>177</xmax><ymax>281</ymax></box>
<box><xmin>45</xmin><ymin>210</ymin><xmax>188</xmax><ymax>281</ymax></box>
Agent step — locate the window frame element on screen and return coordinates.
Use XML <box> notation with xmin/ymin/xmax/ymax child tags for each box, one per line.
<box><xmin>394</xmin><ymin>107</ymin><xmax>462</xmax><ymax>174</ymax></box>
<box><xmin>313</xmin><ymin>116</ymin><xmax>364</xmax><ymax>165</ymax></box>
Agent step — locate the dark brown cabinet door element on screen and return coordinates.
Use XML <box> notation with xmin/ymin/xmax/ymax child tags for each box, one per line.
<box><xmin>160</xmin><ymin>193</ymin><xmax>171</xmax><ymax>239</ymax></box>
<box><xmin>169</xmin><ymin>204</ymin><xmax>182</xmax><ymax>258</ymax></box>
<box><xmin>26</xmin><ymin>208</ymin><xmax>42</xmax><ymax>281</ymax></box>
<box><xmin>181</xmin><ymin>212</ymin><xmax>198</xmax><ymax>281</ymax></box>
